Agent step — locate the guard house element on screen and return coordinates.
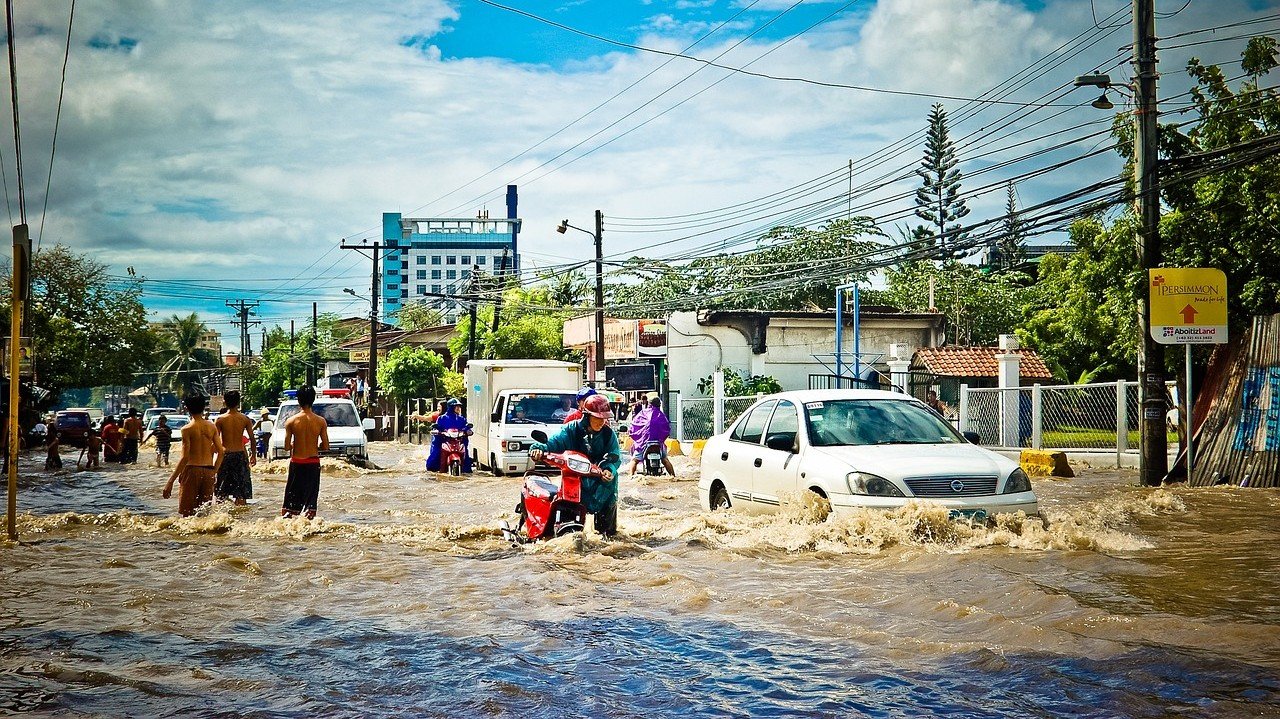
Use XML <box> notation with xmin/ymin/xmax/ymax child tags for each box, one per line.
<box><xmin>382</xmin><ymin>185</ymin><xmax>521</xmax><ymax>324</ymax></box>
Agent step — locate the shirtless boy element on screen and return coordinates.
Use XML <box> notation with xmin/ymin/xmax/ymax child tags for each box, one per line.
<box><xmin>163</xmin><ymin>394</ymin><xmax>224</xmax><ymax>516</ymax></box>
<box><xmin>280</xmin><ymin>385</ymin><xmax>329</xmax><ymax>519</ymax></box>
<box><xmin>213</xmin><ymin>390</ymin><xmax>257</xmax><ymax>504</ymax></box>
<box><xmin>121</xmin><ymin>409</ymin><xmax>144</xmax><ymax>464</ymax></box>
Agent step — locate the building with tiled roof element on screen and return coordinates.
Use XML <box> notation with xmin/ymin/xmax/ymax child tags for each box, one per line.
<box><xmin>913</xmin><ymin>346</ymin><xmax>1055</xmax><ymax>382</ymax></box>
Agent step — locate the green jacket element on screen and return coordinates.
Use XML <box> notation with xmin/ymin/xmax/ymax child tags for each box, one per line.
<box><xmin>532</xmin><ymin>418</ymin><xmax>621</xmax><ymax>513</ymax></box>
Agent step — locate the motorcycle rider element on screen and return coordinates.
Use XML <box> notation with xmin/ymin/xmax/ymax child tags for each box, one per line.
<box><xmin>529</xmin><ymin>394</ymin><xmax>621</xmax><ymax>537</ymax></box>
<box><xmin>628</xmin><ymin>393</ymin><xmax>676</xmax><ymax>477</ymax></box>
<box><xmin>427</xmin><ymin>398</ymin><xmax>473</xmax><ymax>472</ymax></box>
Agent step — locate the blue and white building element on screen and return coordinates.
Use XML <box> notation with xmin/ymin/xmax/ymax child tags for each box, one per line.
<box><xmin>381</xmin><ymin>185</ymin><xmax>520</xmax><ymax>324</ymax></box>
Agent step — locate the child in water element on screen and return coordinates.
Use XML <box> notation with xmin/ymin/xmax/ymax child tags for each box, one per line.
<box><xmin>84</xmin><ymin>428</ymin><xmax>102</xmax><ymax>469</ymax></box>
<box><xmin>44</xmin><ymin>427</ymin><xmax>62</xmax><ymax>470</ymax></box>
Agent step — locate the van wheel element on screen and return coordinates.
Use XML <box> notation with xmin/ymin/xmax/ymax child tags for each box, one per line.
<box><xmin>710</xmin><ymin>484</ymin><xmax>731</xmax><ymax>511</ymax></box>
<box><xmin>490</xmin><ymin>453</ymin><xmax>504</xmax><ymax>477</ymax></box>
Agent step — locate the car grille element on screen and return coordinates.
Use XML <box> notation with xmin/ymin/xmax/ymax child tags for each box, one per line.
<box><xmin>903</xmin><ymin>476</ymin><xmax>998</xmax><ymax>497</ymax></box>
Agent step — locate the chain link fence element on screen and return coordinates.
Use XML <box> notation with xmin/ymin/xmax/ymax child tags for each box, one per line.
<box><xmin>679</xmin><ymin>398</ymin><xmax>714</xmax><ymax>442</ymax></box>
<box><xmin>961</xmin><ymin>381</ymin><xmax>1174</xmax><ymax>455</ymax></box>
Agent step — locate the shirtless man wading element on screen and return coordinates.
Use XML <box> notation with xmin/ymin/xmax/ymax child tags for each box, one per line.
<box><xmin>163</xmin><ymin>394</ymin><xmax>224</xmax><ymax>516</ymax></box>
<box><xmin>214</xmin><ymin>390</ymin><xmax>257</xmax><ymax>504</ymax></box>
<box><xmin>281</xmin><ymin>386</ymin><xmax>329</xmax><ymax>519</ymax></box>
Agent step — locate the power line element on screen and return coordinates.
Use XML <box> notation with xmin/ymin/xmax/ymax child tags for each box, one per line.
<box><xmin>36</xmin><ymin>0</ymin><xmax>74</xmax><ymax>252</ymax></box>
<box><xmin>5</xmin><ymin>0</ymin><xmax>27</xmax><ymax>223</ymax></box>
<box><xmin>475</xmin><ymin>0</ymin><xmax>1084</xmax><ymax>107</ymax></box>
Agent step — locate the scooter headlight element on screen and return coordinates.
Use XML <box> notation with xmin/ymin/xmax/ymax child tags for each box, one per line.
<box><xmin>1002</xmin><ymin>468</ymin><xmax>1032</xmax><ymax>494</ymax></box>
<box><xmin>566</xmin><ymin>457</ymin><xmax>594</xmax><ymax>475</ymax></box>
<box><xmin>846</xmin><ymin>471</ymin><xmax>905</xmax><ymax>497</ymax></box>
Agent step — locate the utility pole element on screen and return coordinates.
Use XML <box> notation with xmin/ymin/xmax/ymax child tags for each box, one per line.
<box><xmin>7</xmin><ymin>224</ymin><xmax>29</xmax><ymax>540</ymax></box>
<box><xmin>289</xmin><ymin>320</ymin><xmax>296</xmax><ymax>387</ymax></box>
<box><xmin>1135</xmin><ymin>0</ymin><xmax>1165</xmax><ymax>486</ymax></box>
<box><xmin>488</xmin><ymin>248</ymin><xmax>509</xmax><ymax>359</ymax></box>
<box><xmin>594</xmin><ymin>209</ymin><xmax>605</xmax><ymax>384</ymax></box>
<box><xmin>467</xmin><ymin>266</ymin><xmax>479</xmax><ymax>362</ymax></box>
<box><xmin>307</xmin><ymin>302</ymin><xmax>317</xmax><ymax>387</ymax></box>
<box><xmin>225</xmin><ymin>300</ymin><xmax>260</xmax><ymax>360</ymax></box>
<box><xmin>341</xmin><ymin>241</ymin><xmax>387</xmax><ymax>408</ymax></box>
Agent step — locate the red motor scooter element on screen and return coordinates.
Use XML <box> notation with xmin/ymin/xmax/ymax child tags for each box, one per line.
<box><xmin>500</xmin><ymin>430</ymin><xmax>604</xmax><ymax>543</ymax></box>
<box><xmin>432</xmin><ymin>427</ymin><xmax>470</xmax><ymax>477</ymax></box>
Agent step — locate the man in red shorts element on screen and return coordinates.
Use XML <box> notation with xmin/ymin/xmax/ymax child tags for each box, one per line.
<box><xmin>281</xmin><ymin>385</ymin><xmax>329</xmax><ymax>519</ymax></box>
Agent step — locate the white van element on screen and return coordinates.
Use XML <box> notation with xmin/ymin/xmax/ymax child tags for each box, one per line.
<box><xmin>268</xmin><ymin>397</ymin><xmax>375</xmax><ymax>461</ymax></box>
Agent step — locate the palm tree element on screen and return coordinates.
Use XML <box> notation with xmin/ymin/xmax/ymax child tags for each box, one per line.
<box><xmin>547</xmin><ymin>270</ymin><xmax>591</xmax><ymax>307</ymax></box>
<box><xmin>156</xmin><ymin>313</ymin><xmax>213</xmax><ymax>395</ymax></box>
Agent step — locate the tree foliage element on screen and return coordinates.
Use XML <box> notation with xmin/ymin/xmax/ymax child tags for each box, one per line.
<box><xmin>993</xmin><ymin>182</ymin><xmax>1027</xmax><ymax>270</ymax></box>
<box><xmin>3</xmin><ymin>245</ymin><xmax>160</xmax><ymax>404</ymax></box>
<box><xmin>913</xmin><ymin>103</ymin><xmax>970</xmax><ymax>257</ymax></box>
<box><xmin>450</xmin><ymin>287</ymin><xmax>573</xmax><ymax>362</ymax></box>
<box><xmin>393</xmin><ymin>301</ymin><xmax>445</xmax><ymax>331</ymax></box>
<box><xmin>696</xmin><ymin>368</ymin><xmax>783</xmax><ymax>396</ymax></box>
<box><xmin>240</xmin><ymin>326</ymin><xmax>298</xmax><ymax>408</ymax></box>
<box><xmin>377</xmin><ymin>346</ymin><xmax>446</xmax><ymax>402</ymax></box>
<box><xmin>864</xmin><ymin>260</ymin><xmax>1033</xmax><ymax>348</ymax></box>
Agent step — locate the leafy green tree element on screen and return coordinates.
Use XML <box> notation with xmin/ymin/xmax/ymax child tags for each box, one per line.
<box><xmin>393</xmin><ymin>301</ymin><xmax>445</xmax><ymax>331</ymax></box>
<box><xmin>696</xmin><ymin>368</ymin><xmax>783</xmax><ymax>396</ymax></box>
<box><xmin>241</xmin><ymin>326</ymin><xmax>296</xmax><ymax>407</ymax></box>
<box><xmin>864</xmin><ymin>260</ymin><xmax>1033</xmax><ymax>348</ymax></box>
<box><xmin>154</xmin><ymin>312</ymin><xmax>220</xmax><ymax>395</ymax></box>
<box><xmin>377</xmin><ymin>346</ymin><xmax>446</xmax><ymax>401</ymax></box>
<box><xmin>994</xmin><ymin>182</ymin><xmax>1027</xmax><ymax>270</ymax></box>
<box><xmin>441</xmin><ymin>370</ymin><xmax>466</xmax><ymax>398</ymax></box>
<box><xmin>913</xmin><ymin>103</ymin><xmax>970</xmax><ymax>257</ymax></box>
<box><xmin>545</xmin><ymin>269</ymin><xmax>591</xmax><ymax>308</ymax></box>
<box><xmin>451</xmin><ymin>287</ymin><xmax>573</xmax><ymax>362</ymax></box>
<box><xmin>3</xmin><ymin>245</ymin><xmax>160</xmax><ymax>405</ymax></box>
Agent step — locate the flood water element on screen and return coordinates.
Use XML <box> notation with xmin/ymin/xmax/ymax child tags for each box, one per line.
<box><xmin>3</xmin><ymin>441</ymin><xmax>1279</xmax><ymax>717</ymax></box>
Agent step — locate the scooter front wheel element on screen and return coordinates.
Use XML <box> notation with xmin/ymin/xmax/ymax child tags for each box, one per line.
<box><xmin>448</xmin><ymin>458</ymin><xmax>461</xmax><ymax>476</ymax></box>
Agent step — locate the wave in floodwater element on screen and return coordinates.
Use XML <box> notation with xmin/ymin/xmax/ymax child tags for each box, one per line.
<box><xmin>12</xmin><ymin>486</ymin><xmax>1186</xmax><ymax>557</ymax></box>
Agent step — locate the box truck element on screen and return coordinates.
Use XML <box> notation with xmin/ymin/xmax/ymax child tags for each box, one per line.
<box><xmin>465</xmin><ymin>359</ymin><xmax>582</xmax><ymax>475</ymax></box>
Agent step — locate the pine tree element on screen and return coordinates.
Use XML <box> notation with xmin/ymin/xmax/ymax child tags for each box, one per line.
<box><xmin>995</xmin><ymin>181</ymin><xmax>1026</xmax><ymax>269</ymax></box>
<box><xmin>913</xmin><ymin>103</ymin><xmax>970</xmax><ymax>258</ymax></box>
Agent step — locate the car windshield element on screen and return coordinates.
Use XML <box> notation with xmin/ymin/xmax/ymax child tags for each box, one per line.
<box><xmin>805</xmin><ymin>399</ymin><xmax>964</xmax><ymax>447</ymax></box>
<box><xmin>506</xmin><ymin>393</ymin><xmax>578</xmax><ymax>424</ymax></box>
<box><xmin>150</xmin><ymin>415</ymin><xmax>191</xmax><ymax>431</ymax></box>
<box><xmin>276</xmin><ymin>403</ymin><xmax>361</xmax><ymax>427</ymax></box>
<box><xmin>57</xmin><ymin>414</ymin><xmax>90</xmax><ymax>427</ymax></box>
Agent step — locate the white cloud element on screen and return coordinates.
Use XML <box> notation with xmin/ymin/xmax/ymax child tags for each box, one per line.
<box><xmin>3</xmin><ymin>0</ymin><xmax>1270</xmax><ymax>333</ymax></box>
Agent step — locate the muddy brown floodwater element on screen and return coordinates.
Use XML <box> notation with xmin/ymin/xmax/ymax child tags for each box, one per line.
<box><xmin>2</xmin><ymin>441</ymin><xmax>1279</xmax><ymax>717</ymax></box>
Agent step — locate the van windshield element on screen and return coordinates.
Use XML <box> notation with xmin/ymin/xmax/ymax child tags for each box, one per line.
<box><xmin>505</xmin><ymin>393</ymin><xmax>578</xmax><ymax>424</ymax></box>
<box><xmin>276</xmin><ymin>403</ymin><xmax>361</xmax><ymax>427</ymax></box>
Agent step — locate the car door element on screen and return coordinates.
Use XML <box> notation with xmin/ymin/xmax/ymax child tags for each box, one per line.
<box><xmin>751</xmin><ymin>400</ymin><xmax>801</xmax><ymax>509</ymax></box>
<box><xmin>718</xmin><ymin>400</ymin><xmax>775</xmax><ymax>512</ymax></box>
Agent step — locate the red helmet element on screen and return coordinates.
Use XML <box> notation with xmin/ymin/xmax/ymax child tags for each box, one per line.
<box><xmin>582</xmin><ymin>394</ymin><xmax>613</xmax><ymax>419</ymax></box>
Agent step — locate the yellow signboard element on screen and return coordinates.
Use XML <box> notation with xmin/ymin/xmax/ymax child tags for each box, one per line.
<box><xmin>1149</xmin><ymin>268</ymin><xmax>1228</xmax><ymax>345</ymax></box>
<box><xmin>348</xmin><ymin>348</ymin><xmax>388</xmax><ymax>363</ymax></box>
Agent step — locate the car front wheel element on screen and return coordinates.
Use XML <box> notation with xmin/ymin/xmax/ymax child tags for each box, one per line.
<box><xmin>710</xmin><ymin>485</ymin><xmax>731</xmax><ymax>511</ymax></box>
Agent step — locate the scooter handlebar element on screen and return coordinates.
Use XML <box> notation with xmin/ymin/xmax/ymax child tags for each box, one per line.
<box><xmin>532</xmin><ymin>450</ymin><xmax>607</xmax><ymax>478</ymax></box>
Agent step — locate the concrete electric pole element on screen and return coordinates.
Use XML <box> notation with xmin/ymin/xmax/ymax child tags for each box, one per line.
<box><xmin>594</xmin><ymin>209</ymin><xmax>605</xmax><ymax>384</ymax></box>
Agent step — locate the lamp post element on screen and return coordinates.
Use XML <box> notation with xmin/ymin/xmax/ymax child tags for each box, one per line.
<box><xmin>558</xmin><ymin>213</ymin><xmax>605</xmax><ymax>383</ymax></box>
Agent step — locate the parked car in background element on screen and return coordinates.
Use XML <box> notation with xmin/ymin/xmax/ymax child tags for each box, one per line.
<box><xmin>143</xmin><ymin>407</ymin><xmax>178</xmax><ymax>424</ymax></box>
<box><xmin>268</xmin><ymin>397</ymin><xmax>374</xmax><ymax>462</ymax></box>
<box><xmin>65</xmin><ymin>407</ymin><xmax>104</xmax><ymax>428</ymax></box>
<box><xmin>144</xmin><ymin>413</ymin><xmax>192</xmax><ymax>436</ymax></box>
<box><xmin>55</xmin><ymin>411</ymin><xmax>93</xmax><ymax>448</ymax></box>
<box><xmin>698</xmin><ymin>389</ymin><xmax>1037</xmax><ymax>520</ymax></box>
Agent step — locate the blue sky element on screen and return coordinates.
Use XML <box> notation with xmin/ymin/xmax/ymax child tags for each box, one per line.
<box><xmin>5</xmin><ymin>0</ymin><xmax>1278</xmax><ymax>351</ymax></box>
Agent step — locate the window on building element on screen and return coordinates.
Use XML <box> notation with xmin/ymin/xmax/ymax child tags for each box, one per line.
<box><xmin>431</xmin><ymin>284</ymin><xmax>442</xmax><ymax>294</ymax></box>
<box><xmin>461</xmin><ymin>255</ymin><xmax>471</xmax><ymax>265</ymax></box>
<box><xmin>446</xmin><ymin>270</ymin><xmax>457</xmax><ymax>279</ymax></box>
<box><xmin>387</xmin><ymin>284</ymin><xmax>399</xmax><ymax>291</ymax></box>
<box><xmin>446</xmin><ymin>256</ymin><xmax>457</xmax><ymax>265</ymax></box>
<box><xmin>431</xmin><ymin>269</ymin><xmax>441</xmax><ymax>280</ymax></box>
<box><xmin>416</xmin><ymin>270</ymin><xmax>427</xmax><ymax>280</ymax></box>
<box><xmin>431</xmin><ymin>256</ymin><xmax>442</xmax><ymax>265</ymax></box>
<box><xmin>476</xmin><ymin>256</ymin><xmax>486</xmax><ymax>266</ymax></box>
<box><xmin>416</xmin><ymin>285</ymin><xmax>426</xmax><ymax>295</ymax></box>
<box><xmin>461</xmin><ymin>269</ymin><xmax>471</xmax><ymax>279</ymax></box>
<box><xmin>493</xmin><ymin>256</ymin><xmax>505</xmax><ymax>269</ymax></box>
<box><xmin>400</xmin><ymin>289</ymin><xmax>409</xmax><ymax>298</ymax></box>
<box><xmin>416</xmin><ymin>255</ymin><xmax>426</xmax><ymax>265</ymax></box>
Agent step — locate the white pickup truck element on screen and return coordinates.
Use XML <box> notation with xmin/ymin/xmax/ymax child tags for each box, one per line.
<box><xmin>268</xmin><ymin>397</ymin><xmax>376</xmax><ymax>462</ymax></box>
<box><xmin>465</xmin><ymin>359</ymin><xmax>582</xmax><ymax>475</ymax></box>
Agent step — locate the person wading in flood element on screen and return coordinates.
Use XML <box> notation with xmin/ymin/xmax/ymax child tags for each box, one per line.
<box><xmin>281</xmin><ymin>385</ymin><xmax>329</xmax><ymax>519</ymax></box>
<box><xmin>121</xmin><ymin>409</ymin><xmax>144</xmax><ymax>464</ymax></box>
<box><xmin>214</xmin><ymin>390</ymin><xmax>256</xmax><ymax>505</ymax></box>
<box><xmin>163</xmin><ymin>394</ymin><xmax>224</xmax><ymax>517</ymax></box>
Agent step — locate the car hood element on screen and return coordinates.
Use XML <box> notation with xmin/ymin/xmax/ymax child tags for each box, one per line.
<box><xmin>808</xmin><ymin>443</ymin><xmax>1016</xmax><ymax>479</ymax></box>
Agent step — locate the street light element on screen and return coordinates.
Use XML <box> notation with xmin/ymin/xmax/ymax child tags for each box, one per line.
<box><xmin>557</xmin><ymin>215</ymin><xmax>605</xmax><ymax>383</ymax></box>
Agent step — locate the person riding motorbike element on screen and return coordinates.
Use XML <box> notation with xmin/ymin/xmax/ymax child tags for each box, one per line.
<box><xmin>529</xmin><ymin>394</ymin><xmax>621</xmax><ymax>537</ymax></box>
<box><xmin>628</xmin><ymin>393</ymin><xmax>676</xmax><ymax>477</ymax></box>
<box><xmin>426</xmin><ymin>399</ymin><xmax>473</xmax><ymax>472</ymax></box>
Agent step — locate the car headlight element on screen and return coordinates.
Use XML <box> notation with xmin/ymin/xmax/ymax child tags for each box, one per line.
<box><xmin>846</xmin><ymin>471</ymin><xmax>905</xmax><ymax>497</ymax></box>
<box><xmin>506</xmin><ymin>441</ymin><xmax>522</xmax><ymax>452</ymax></box>
<box><xmin>1003</xmin><ymin>468</ymin><xmax>1032</xmax><ymax>494</ymax></box>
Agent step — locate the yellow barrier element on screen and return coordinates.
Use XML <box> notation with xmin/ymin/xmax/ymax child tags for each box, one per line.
<box><xmin>688</xmin><ymin>440</ymin><xmax>706</xmax><ymax>461</ymax></box>
<box><xmin>1020</xmin><ymin>449</ymin><xmax>1074</xmax><ymax>478</ymax></box>
<box><xmin>665</xmin><ymin>438</ymin><xmax>683</xmax><ymax>457</ymax></box>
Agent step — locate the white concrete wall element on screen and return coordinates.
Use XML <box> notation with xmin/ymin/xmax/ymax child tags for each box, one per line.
<box><xmin>667</xmin><ymin>311</ymin><xmax>942</xmax><ymax>397</ymax></box>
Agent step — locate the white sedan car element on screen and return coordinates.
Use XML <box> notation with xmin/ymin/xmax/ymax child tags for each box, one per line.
<box><xmin>698</xmin><ymin>389</ymin><xmax>1037</xmax><ymax>519</ymax></box>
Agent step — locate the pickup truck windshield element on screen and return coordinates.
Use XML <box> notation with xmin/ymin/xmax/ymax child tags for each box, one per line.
<box><xmin>276</xmin><ymin>403</ymin><xmax>361</xmax><ymax>428</ymax></box>
<box><xmin>505</xmin><ymin>393</ymin><xmax>578</xmax><ymax>424</ymax></box>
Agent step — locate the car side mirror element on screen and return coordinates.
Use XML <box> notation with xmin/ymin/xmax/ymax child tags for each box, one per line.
<box><xmin>531</xmin><ymin>429</ymin><xmax>548</xmax><ymax>444</ymax></box>
<box><xmin>362</xmin><ymin>418</ymin><xmax>376</xmax><ymax>431</ymax></box>
<box><xmin>963</xmin><ymin>431</ymin><xmax>981</xmax><ymax>444</ymax></box>
<box><xmin>765</xmin><ymin>433</ymin><xmax>796</xmax><ymax>453</ymax></box>
<box><xmin>491</xmin><ymin>411</ymin><xmax>501</xmax><ymax>423</ymax></box>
